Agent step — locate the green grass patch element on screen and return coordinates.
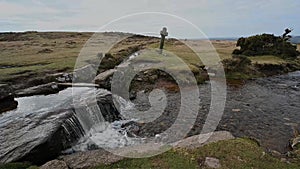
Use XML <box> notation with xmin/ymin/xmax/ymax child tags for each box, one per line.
<box><xmin>249</xmin><ymin>55</ymin><xmax>287</xmax><ymax>65</ymax></box>
<box><xmin>94</xmin><ymin>149</ymin><xmax>198</xmax><ymax>169</ymax></box>
<box><xmin>225</xmin><ymin>72</ymin><xmax>259</xmax><ymax>80</ymax></box>
<box><xmin>95</xmin><ymin>138</ymin><xmax>300</xmax><ymax>169</ymax></box>
<box><xmin>0</xmin><ymin>162</ymin><xmax>38</xmax><ymax>169</ymax></box>
<box><xmin>187</xmin><ymin>138</ymin><xmax>299</xmax><ymax>169</ymax></box>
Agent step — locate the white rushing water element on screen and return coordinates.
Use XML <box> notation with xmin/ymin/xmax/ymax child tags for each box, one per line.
<box><xmin>68</xmin><ymin>94</ymin><xmax>145</xmax><ymax>152</ymax></box>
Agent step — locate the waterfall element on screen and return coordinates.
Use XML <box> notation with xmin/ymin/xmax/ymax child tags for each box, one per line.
<box><xmin>61</xmin><ymin>113</ymin><xmax>85</xmax><ymax>147</ymax></box>
<box><xmin>60</xmin><ymin>89</ymin><xmax>133</xmax><ymax>152</ymax></box>
<box><xmin>73</xmin><ymin>103</ymin><xmax>108</xmax><ymax>134</ymax></box>
<box><xmin>60</xmin><ymin>90</ymin><xmax>144</xmax><ymax>152</ymax></box>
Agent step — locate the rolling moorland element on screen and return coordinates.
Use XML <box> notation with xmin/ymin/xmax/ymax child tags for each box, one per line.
<box><xmin>0</xmin><ymin>32</ymin><xmax>300</xmax><ymax>169</ymax></box>
<box><xmin>0</xmin><ymin>31</ymin><xmax>299</xmax><ymax>91</ymax></box>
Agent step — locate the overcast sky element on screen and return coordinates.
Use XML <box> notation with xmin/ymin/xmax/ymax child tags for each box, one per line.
<box><xmin>0</xmin><ymin>0</ymin><xmax>299</xmax><ymax>38</ymax></box>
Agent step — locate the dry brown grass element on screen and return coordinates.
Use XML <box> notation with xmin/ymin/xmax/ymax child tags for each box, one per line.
<box><xmin>0</xmin><ymin>32</ymin><xmax>295</xmax><ymax>84</ymax></box>
<box><xmin>211</xmin><ymin>40</ymin><xmax>237</xmax><ymax>59</ymax></box>
<box><xmin>0</xmin><ymin>32</ymin><xmax>93</xmax><ymax>82</ymax></box>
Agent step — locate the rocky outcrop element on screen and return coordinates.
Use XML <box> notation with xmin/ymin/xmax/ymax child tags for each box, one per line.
<box><xmin>172</xmin><ymin>131</ymin><xmax>235</xmax><ymax>149</ymax></box>
<box><xmin>15</xmin><ymin>82</ymin><xmax>65</xmax><ymax>97</ymax></box>
<box><xmin>40</xmin><ymin>160</ymin><xmax>68</xmax><ymax>169</ymax></box>
<box><xmin>0</xmin><ymin>84</ymin><xmax>18</xmax><ymax>113</ymax></box>
<box><xmin>59</xmin><ymin>149</ymin><xmax>124</xmax><ymax>169</ymax></box>
<box><xmin>93</xmin><ymin>67</ymin><xmax>174</xmax><ymax>92</ymax></box>
<box><xmin>0</xmin><ymin>109</ymin><xmax>75</xmax><ymax>165</ymax></box>
<box><xmin>94</xmin><ymin>69</ymin><xmax>116</xmax><ymax>90</ymax></box>
<box><xmin>0</xmin><ymin>89</ymin><xmax>122</xmax><ymax>165</ymax></box>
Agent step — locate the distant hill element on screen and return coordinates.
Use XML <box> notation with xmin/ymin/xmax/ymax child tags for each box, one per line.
<box><xmin>209</xmin><ymin>37</ymin><xmax>238</xmax><ymax>41</ymax></box>
<box><xmin>291</xmin><ymin>36</ymin><xmax>300</xmax><ymax>44</ymax></box>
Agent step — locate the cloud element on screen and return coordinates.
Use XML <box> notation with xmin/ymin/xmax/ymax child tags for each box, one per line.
<box><xmin>0</xmin><ymin>1</ymin><xmax>58</xmax><ymax>18</ymax></box>
<box><xmin>0</xmin><ymin>0</ymin><xmax>299</xmax><ymax>37</ymax></box>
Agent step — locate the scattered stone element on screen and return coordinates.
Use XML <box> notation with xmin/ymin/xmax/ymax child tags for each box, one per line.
<box><xmin>173</xmin><ymin>131</ymin><xmax>235</xmax><ymax>149</ymax></box>
<box><xmin>204</xmin><ymin>157</ymin><xmax>221</xmax><ymax>168</ymax></box>
<box><xmin>53</xmin><ymin>73</ymin><xmax>73</xmax><ymax>83</ymax></box>
<box><xmin>40</xmin><ymin>160</ymin><xmax>68</xmax><ymax>169</ymax></box>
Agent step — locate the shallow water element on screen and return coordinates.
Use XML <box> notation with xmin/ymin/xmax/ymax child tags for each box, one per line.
<box><xmin>131</xmin><ymin>71</ymin><xmax>300</xmax><ymax>153</ymax></box>
<box><xmin>183</xmin><ymin>71</ymin><xmax>299</xmax><ymax>153</ymax></box>
<box><xmin>220</xmin><ymin>71</ymin><xmax>300</xmax><ymax>152</ymax></box>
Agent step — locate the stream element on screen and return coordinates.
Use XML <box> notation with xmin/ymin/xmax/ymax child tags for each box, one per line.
<box><xmin>219</xmin><ymin>71</ymin><xmax>300</xmax><ymax>153</ymax></box>
<box><xmin>0</xmin><ymin>71</ymin><xmax>299</xmax><ymax>162</ymax></box>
